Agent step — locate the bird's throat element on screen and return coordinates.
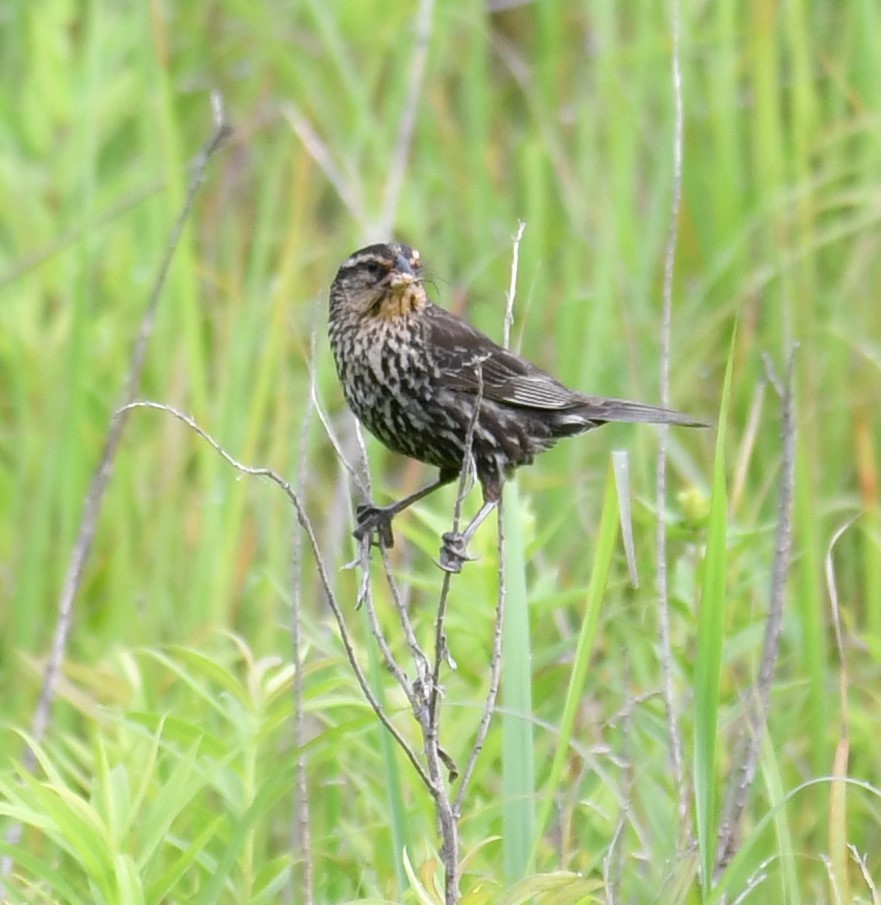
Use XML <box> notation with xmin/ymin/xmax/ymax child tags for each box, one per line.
<box><xmin>372</xmin><ymin>287</ymin><xmax>425</xmax><ymax>320</ymax></box>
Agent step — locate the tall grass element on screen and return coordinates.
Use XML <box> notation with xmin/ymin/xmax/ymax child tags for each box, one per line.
<box><xmin>2</xmin><ymin>1</ymin><xmax>880</xmax><ymax>901</ymax></box>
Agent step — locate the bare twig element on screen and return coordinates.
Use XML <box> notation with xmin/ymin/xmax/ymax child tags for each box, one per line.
<box><xmin>310</xmin><ymin>371</ymin><xmax>370</xmax><ymax>500</ymax></box>
<box><xmin>379</xmin><ymin>544</ymin><xmax>433</xmax><ymax>693</ymax></box>
<box><xmin>603</xmin><ymin>799</ymin><xmax>628</xmax><ymax>905</ymax></box>
<box><xmin>360</xmin><ymin>561</ymin><xmax>424</xmax><ymax>714</ymax></box>
<box><xmin>346</xmin><ymin>419</ymin><xmax>427</xmax><ymax>704</ymax></box>
<box><xmin>454</xmin><ymin>492</ymin><xmax>506</xmax><ymax>812</ymax></box>
<box><xmin>345</xmin><ymin>394</ymin><xmax>439</xmax><ymax>895</ymax></box>
<box><xmin>328</xmin><ymin>396</ymin><xmax>446</xmax><ymax>905</ymax></box>
<box><xmin>289</xmin><ymin>317</ymin><xmax>322</xmax><ymax>905</ymax></box>
<box><xmin>454</xmin><ymin>221</ymin><xmax>525</xmax><ymax>860</ymax></box>
<box><xmin>848</xmin><ymin>844</ymin><xmax>879</xmax><ymax>903</ymax></box>
<box><xmin>344</xmin><ymin>433</ymin><xmax>427</xmax><ymax>705</ymax></box>
<box><xmin>716</xmin><ymin>347</ymin><xmax>798</xmax><ymax>869</ymax></box>
<box><xmin>119</xmin><ymin>401</ymin><xmax>434</xmax><ymax>792</ymax></box>
<box><xmin>1</xmin><ymin>95</ymin><xmax>231</xmax><ymax>881</ymax></box>
<box><xmin>425</xmin><ymin>223</ymin><xmax>527</xmax><ymax>903</ymax></box>
<box><xmin>503</xmin><ymin>221</ymin><xmax>527</xmax><ymax>348</ymax></box>
<box><xmin>655</xmin><ymin>0</ymin><xmax>688</xmax><ymax>828</ymax></box>
<box><xmin>428</xmin><ymin>370</ymin><xmax>483</xmax><ymax>728</ymax></box>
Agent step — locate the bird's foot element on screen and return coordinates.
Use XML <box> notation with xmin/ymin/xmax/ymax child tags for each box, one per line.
<box><xmin>354</xmin><ymin>503</ymin><xmax>396</xmax><ymax>549</ymax></box>
<box><xmin>437</xmin><ymin>531</ymin><xmax>477</xmax><ymax>574</ymax></box>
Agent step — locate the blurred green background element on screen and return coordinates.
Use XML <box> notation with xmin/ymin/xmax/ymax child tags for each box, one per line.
<box><xmin>1</xmin><ymin>1</ymin><xmax>880</xmax><ymax>902</ymax></box>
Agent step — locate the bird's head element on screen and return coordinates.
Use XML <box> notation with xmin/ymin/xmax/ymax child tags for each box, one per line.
<box><xmin>330</xmin><ymin>242</ymin><xmax>426</xmax><ymax>320</ymax></box>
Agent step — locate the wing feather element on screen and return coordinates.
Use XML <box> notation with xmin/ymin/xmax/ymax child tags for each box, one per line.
<box><xmin>425</xmin><ymin>307</ymin><xmax>579</xmax><ymax>410</ymax></box>
<box><xmin>423</xmin><ymin>304</ymin><xmax>706</xmax><ymax>427</ymax></box>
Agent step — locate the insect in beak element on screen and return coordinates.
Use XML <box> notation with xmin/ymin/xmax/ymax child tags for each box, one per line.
<box><xmin>388</xmin><ymin>270</ymin><xmax>415</xmax><ymax>289</ymax></box>
<box><xmin>386</xmin><ymin>253</ymin><xmax>416</xmax><ymax>289</ymax></box>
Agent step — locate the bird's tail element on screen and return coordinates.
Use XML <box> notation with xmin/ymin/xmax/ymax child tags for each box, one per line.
<box><xmin>562</xmin><ymin>396</ymin><xmax>708</xmax><ymax>430</ymax></box>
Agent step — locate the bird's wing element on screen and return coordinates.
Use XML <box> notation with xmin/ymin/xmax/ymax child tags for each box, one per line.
<box><xmin>424</xmin><ymin>306</ymin><xmax>707</xmax><ymax>426</ymax></box>
<box><xmin>424</xmin><ymin>306</ymin><xmax>580</xmax><ymax>410</ymax></box>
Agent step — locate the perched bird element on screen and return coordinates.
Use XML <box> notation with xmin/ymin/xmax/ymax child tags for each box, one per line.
<box><xmin>328</xmin><ymin>242</ymin><xmax>704</xmax><ymax>572</ymax></box>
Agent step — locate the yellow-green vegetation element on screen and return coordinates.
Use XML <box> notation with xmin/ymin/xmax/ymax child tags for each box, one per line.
<box><xmin>2</xmin><ymin>2</ymin><xmax>879</xmax><ymax>903</ymax></box>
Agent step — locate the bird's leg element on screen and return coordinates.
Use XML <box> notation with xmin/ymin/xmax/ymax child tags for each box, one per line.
<box><xmin>354</xmin><ymin>470</ymin><xmax>456</xmax><ymax>549</ymax></box>
<box><xmin>438</xmin><ymin>496</ymin><xmax>500</xmax><ymax>574</ymax></box>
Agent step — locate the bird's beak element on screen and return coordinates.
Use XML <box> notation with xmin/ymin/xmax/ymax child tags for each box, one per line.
<box><xmin>388</xmin><ymin>271</ymin><xmax>415</xmax><ymax>289</ymax></box>
<box><xmin>387</xmin><ymin>253</ymin><xmax>415</xmax><ymax>289</ymax></box>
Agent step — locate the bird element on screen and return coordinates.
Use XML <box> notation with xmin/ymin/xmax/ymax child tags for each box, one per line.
<box><xmin>328</xmin><ymin>241</ymin><xmax>705</xmax><ymax>572</ymax></box>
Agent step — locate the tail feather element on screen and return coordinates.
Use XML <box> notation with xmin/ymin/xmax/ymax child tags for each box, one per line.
<box><xmin>567</xmin><ymin>396</ymin><xmax>708</xmax><ymax>429</ymax></box>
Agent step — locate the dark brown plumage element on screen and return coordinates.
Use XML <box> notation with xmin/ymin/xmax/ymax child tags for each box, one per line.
<box><xmin>329</xmin><ymin>242</ymin><xmax>704</xmax><ymax>571</ymax></box>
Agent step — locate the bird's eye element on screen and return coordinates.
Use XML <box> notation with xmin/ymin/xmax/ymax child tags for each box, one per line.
<box><xmin>364</xmin><ymin>261</ymin><xmax>384</xmax><ymax>278</ymax></box>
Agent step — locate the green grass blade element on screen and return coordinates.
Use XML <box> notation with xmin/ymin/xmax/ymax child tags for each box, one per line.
<box><xmin>530</xmin><ymin>462</ymin><xmax>619</xmax><ymax>868</ymax></box>
<box><xmin>502</xmin><ymin>482</ymin><xmax>536</xmax><ymax>884</ymax></box>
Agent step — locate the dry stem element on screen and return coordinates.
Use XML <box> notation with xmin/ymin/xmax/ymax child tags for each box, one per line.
<box><xmin>716</xmin><ymin>347</ymin><xmax>797</xmax><ymax>870</ymax></box>
<box><xmin>655</xmin><ymin>0</ymin><xmax>688</xmax><ymax>830</ymax></box>
<box><xmin>0</xmin><ymin>94</ymin><xmax>231</xmax><ymax>882</ymax></box>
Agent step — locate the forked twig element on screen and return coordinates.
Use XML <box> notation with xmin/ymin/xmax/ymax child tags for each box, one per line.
<box><xmin>323</xmin><ymin>224</ymin><xmax>527</xmax><ymax>905</ymax></box>
<box><xmin>118</xmin><ymin>401</ymin><xmax>434</xmax><ymax>792</ymax></box>
<box><xmin>344</xmin><ymin>418</ymin><xmax>428</xmax><ymax>717</ymax></box>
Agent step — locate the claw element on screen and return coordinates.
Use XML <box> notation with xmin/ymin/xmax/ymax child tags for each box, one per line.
<box><xmin>437</xmin><ymin>531</ymin><xmax>477</xmax><ymax>573</ymax></box>
<box><xmin>353</xmin><ymin>503</ymin><xmax>396</xmax><ymax>548</ymax></box>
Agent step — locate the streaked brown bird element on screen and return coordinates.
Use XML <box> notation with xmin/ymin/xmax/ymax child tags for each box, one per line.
<box><xmin>329</xmin><ymin>242</ymin><xmax>704</xmax><ymax>572</ymax></box>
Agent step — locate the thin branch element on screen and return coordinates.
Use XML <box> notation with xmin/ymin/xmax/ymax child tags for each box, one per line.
<box><xmin>343</xmin><ymin>389</ymin><xmax>446</xmax><ymax>900</ymax></box>
<box><xmin>603</xmin><ymin>796</ymin><xmax>628</xmax><ymax>905</ymax></box>
<box><xmin>346</xmin><ymin>414</ymin><xmax>428</xmax><ymax>719</ymax></box>
<box><xmin>119</xmin><ymin>401</ymin><xmax>434</xmax><ymax>792</ymax></box>
<box><xmin>454</xmin><ymin>492</ymin><xmax>506</xmax><ymax>813</ymax></box>
<box><xmin>360</xmin><ymin>561</ymin><xmax>423</xmax><ymax>713</ymax></box>
<box><xmin>346</xmin><ymin>419</ymin><xmax>429</xmax><ymax>712</ymax></box>
<box><xmin>351</xmin><ymin>419</ymin><xmax>375</xmax><ymax>508</ymax></box>
<box><xmin>379</xmin><ymin>543</ymin><xmax>433</xmax><ymax>694</ymax></box>
<box><xmin>310</xmin><ymin>372</ymin><xmax>370</xmax><ymax>500</ymax></box>
<box><xmin>655</xmin><ymin>0</ymin><xmax>688</xmax><ymax>828</ymax></box>
<box><xmin>349</xmin><ymin>483</ymin><xmax>429</xmax><ymax>721</ymax></box>
<box><xmin>503</xmin><ymin>221</ymin><xmax>526</xmax><ymax>349</ymax></box>
<box><xmin>454</xmin><ymin>222</ymin><xmax>524</xmax><ymax>842</ymax></box>
<box><xmin>716</xmin><ymin>346</ymin><xmax>798</xmax><ymax>870</ymax></box>
<box><xmin>289</xmin><ymin>316</ymin><xmax>321</xmax><ymax>905</ymax></box>
<box><xmin>1</xmin><ymin>96</ymin><xmax>231</xmax><ymax>882</ymax></box>
<box><xmin>848</xmin><ymin>844</ymin><xmax>879</xmax><ymax>903</ymax></box>
<box><xmin>426</xmin><ymin>223</ymin><xmax>527</xmax><ymax>903</ymax></box>
<box><xmin>428</xmin><ymin>369</ymin><xmax>484</xmax><ymax>730</ymax></box>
